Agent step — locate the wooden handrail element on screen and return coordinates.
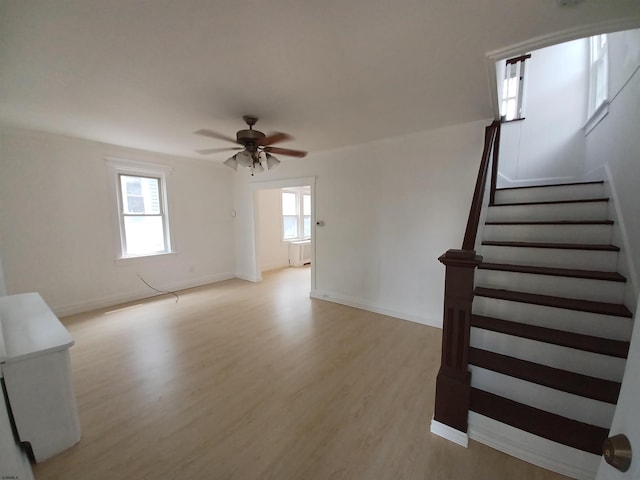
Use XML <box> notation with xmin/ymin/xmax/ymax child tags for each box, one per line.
<box><xmin>461</xmin><ymin>120</ymin><xmax>501</xmax><ymax>250</ymax></box>
<box><xmin>433</xmin><ymin>119</ymin><xmax>501</xmax><ymax>435</ymax></box>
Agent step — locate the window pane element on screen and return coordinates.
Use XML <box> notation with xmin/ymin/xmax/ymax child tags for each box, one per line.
<box><xmin>120</xmin><ymin>175</ymin><xmax>161</xmax><ymax>215</ymax></box>
<box><xmin>282</xmin><ymin>192</ymin><xmax>297</xmax><ymax>215</ymax></box>
<box><xmin>283</xmin><ymin>216</ymin><xmax>298</xmax><ymax>239</ymax></box>
<box><xmin>123</xmin><ymin>216</ymin><xmax>165</xmax><ymax>255</ymax></box>
<box><xmin>303</xmin><ymin>194</ymin><xmax>311</xmax><ymax>215</ymax></box>
<box><xmin>303</xmin><ymin>216</ymin><xmax>311</xmax><ymax>237</ymax></box>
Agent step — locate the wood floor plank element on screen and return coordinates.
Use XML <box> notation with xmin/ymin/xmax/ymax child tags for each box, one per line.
<box><xmin>31</xmin><ymin>268</ymin><xmax>570</xmax><ymax>480</ymax></box>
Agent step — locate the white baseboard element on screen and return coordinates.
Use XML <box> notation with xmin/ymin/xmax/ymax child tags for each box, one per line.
<box><xmin>309</xmin><ymin>289</ymin><xmax>441</xmax><ymax>328</ymax></box>
<box><xmin>468</xmin><ymin>412</ymin><xmax>600</xmax><ymax>480</ymax></box>
<box><xmin>260</xmin><ymin>262</ymin><xmax>290</xmax><ymax>273</ymax></box>
<box><xmin>235</xmin><ymin>272</ymin><xmax>261</xmax><ymax>283</ymax></box>
<box><xmin>52</xmin><ymin>272</ymin><xmax>235</xmax><ymax>316</ymax></box>
<box><xmin>497</xmin><ymin>172</ymin><xmax>575</xmax><ymax>188</ymax></box>
<box><xmin>430</xmin><ymin>419</ymin><xmax>469</xmax><ymax>448</ymax></box>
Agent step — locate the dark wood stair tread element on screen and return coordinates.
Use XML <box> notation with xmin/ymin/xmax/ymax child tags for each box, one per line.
<box><xmin>482</xmin><ymin>240</ymin><xmax>620</xmax><ymax>251</ymax></box>
<box><xmin>478</xmin><ymin>262</ymin><xmax>626</xmax><ymax>282</ymax></box>
<box><xmin>474</xmin><ymin>287</ymin><xmax>632</xmax><ymax>318</ymax></box>
<box><xmin>471</xmin><ymin>314</ymin><xmax>629</xmax><ymax>358</ymax></box>
<box><xmin>470</xmin><ymin>388</ymin><xmax>608</xmax><ymax>455</ymax></box>
<box><xmin>469</xmin><ymin>347</ymin><xmax>621</xmax><ymax>403</ymax></box>
<box><xmin>491</xmin><ymin>197</ymin><xmax>609</xmax><ymax>207</ymax></box>
<box><xmin>485</xmin><ymin>220</ymin><xmax>613</xmax><ymax>225</ymax></box>
<box><xmin>496</xmin><ymin>181</ymin><xmax>604</xmax><ymax>192</ymax></box>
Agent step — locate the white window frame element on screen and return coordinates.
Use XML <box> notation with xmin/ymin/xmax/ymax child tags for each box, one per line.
<box><xmin>585</xmin><ymin>34</ymin><xmax>609</xmax><ymax>134</ymax></box>
<box><xmin>281</xmin><ymin>187</ymin><xmax>311</xmax><ymax>242</ymax></box>
<box><xmin>500</xmin><ymin>54</ymin><xmax>531</xmax><ymax>122</ymax></box>
<box><xmin>106</xmin><ymin>158</ymin><xmax>174</xmax><ymax>260</ymax></box>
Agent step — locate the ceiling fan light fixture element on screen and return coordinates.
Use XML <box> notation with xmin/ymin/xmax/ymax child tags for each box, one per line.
<box><xmin>224</xmin><ymin>155</ymin><xmax>238</xmax><ymax>171</ymax></box>
<box><xmin>251</xmin><ymin>160</ymin><xmax>264</xmax><ymax>175</ymax></box>
<box><xmin>265</xmin><ymin>153</ymin><xmax>280</xmax><ymax>170</ymax></box>
<box><xmin>236</xmin><ymin>150</ymin><xmax>252</xmax><ymax>168</ymax></box>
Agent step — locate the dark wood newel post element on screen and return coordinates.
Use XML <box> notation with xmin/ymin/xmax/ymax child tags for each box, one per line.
<box><xmin>434</xmin><ymin>249</ymin><xmax>482</xmax><ymax>432</ymax></box>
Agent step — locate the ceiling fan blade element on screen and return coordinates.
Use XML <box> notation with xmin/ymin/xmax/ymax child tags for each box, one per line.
<box><xmin>195</xmin><ymin>147</ymin><xmax>243</xmax><ymax>155</ymax></box>
<box><xmin>263</xmin><ymin>146</ymin><xmax>307</xmax><ymax>158</ymax></box>
<box><xmin>259</xmin><ymin>131</ymin><xmax>293</xmax><ymax>146</ymax></box>
<box><xmin>193</xmin><ymin>129</ymin><xmax>238</xmax><ymax>144</ymax></box>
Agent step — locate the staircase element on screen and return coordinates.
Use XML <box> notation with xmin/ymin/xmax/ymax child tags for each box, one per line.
<box><xmin>467</xmin><ymin>181</ymin><xmax>633</xmax><ymax>479</ymax></box>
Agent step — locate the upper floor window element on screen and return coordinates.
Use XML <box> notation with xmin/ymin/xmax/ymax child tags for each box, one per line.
<box><xmin>282</xmin><ymin>187</ymin><xmax>311</xmax><ymax>241</ymax></box>
<box><xmin>501</xmin><ymin>54</ymin><xmax>531</xmax><ymax>122</ymax></box>
<box><xmin>588</xmin><ymin>34</ymin><xmax>608</xmax><ymax>119</ymax></box>
<box><xmin>107</xmin><ymin>159</ymin><xmax>173</xmax><ymax>259</ymax></box>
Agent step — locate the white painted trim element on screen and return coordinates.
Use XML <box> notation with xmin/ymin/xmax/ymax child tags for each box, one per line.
<box><xmin>602</xmin><ymin>164</ymin><xmax>638</xmax><ymax>312</ymax></box>
<box><xmin>486</xmin><ymin>17</ymin><xmax>640</xmax><ymax>119</ymax></box>
<box><xmin>584</xmin><ymin>100</ymin><xmax>610</xmax><ymax>135</ymax></box>
<box><xmin>430</xmin><ymin>419</ymin><xmax>469</xmax><ymax>448</ymax></box>
<box><xmin>310</xmin><ymin>289</ymin><xmax>441</xmax><ymax>328</ymax></box>
<box><xmin>468</xmin><ymin>412</ymin><xmax>601</xmax><ymax>480</ymax></box>
<box><xmin>52</xmin><ymin>272</ymin><xmax>235</xmax><ymax>316</ymax></box>
<box><xmin>496</xmin><ymin>171</ymin><xmax>576</xmax><ymax>188</ymax></box>
<box><xmin>235</xmin><ymin>272</ymin><xmax>262</xmax><ymax>283</ymax></box>
<box><xmin>260</xmin><ymin>262</ymin><xmax>291</xmax><ymax>273</ymax></box>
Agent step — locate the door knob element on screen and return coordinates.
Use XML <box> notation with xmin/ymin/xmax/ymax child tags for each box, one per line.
<box><xmin>603</xmin><ymin>434</ymin><xmax>632</xmax><ymax>472</ymax></box>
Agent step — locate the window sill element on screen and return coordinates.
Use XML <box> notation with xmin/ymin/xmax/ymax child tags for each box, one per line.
<box><xmin>584</xmin><ymin>101</ymin><xmax>609</xmax><ymax>135</ymax></box>
<box><xmin>501</xmin><ymin>117</ymin><xmax>525</xmax><ymax>124</ymax></box>
<box><xmin>115</xmin><ymin>251</ymin><xmax>176</xmax><ymax>264</ymax></box>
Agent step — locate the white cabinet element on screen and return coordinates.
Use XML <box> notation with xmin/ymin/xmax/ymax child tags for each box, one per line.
<box><xmin>0</xmin><ymin>292</ymin><xmax>81</xmax><ymax>469</ymax></box>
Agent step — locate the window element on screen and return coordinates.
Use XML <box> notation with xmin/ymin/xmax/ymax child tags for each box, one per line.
<box><xmin>501</xmin><ymin>54</ymin><xmax>531</xmax><ymax>121</ymax></box>
<box><xmin>107</xmin><ymin>159</ymin><xmax>173</xmax><ymax>259</ymax></box>
<box><xmin>281</xmin><ymin>187</ymin><xmax>311</xmax><ymax>241</ymax></box>
<box><xmin>588</xmin><ymin>34</ymin><xmax>608</xmax><ymax>120</ymax></box>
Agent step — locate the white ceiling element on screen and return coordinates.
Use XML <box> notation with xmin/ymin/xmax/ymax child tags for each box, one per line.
<box><xmin>1</xmin><ymin>1</ymin><xmax>639</xmax><ymax>160</ymax></box>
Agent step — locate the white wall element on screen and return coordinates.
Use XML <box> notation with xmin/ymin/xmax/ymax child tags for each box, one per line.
<box><xmin>597</xmin><ymin>293</ymin><xmax>640</xmax><ymax>480</ymax></box>
<box><xmin>0</xmin><ymin>127</ymin><xmax>236</xmax><ymax>315</ymax></box>
<box><xmin>498</xmin><ymin>39</ymin><xmax>589</xmax><ymax>185</ymax></box>
<box><xmin>0</xmin><ymin>254</ymin><xmax>6</xmax><ymax>296</ymax></box>
<box><xmin>232</xmin><ymin>119</ymin><xmax>489</xmax><ymax>326</ymax></box>
<box><xmin>255</xmin><ymin>189</ymin><xmax>290</xmax><ymax>272</ymax></box>
<box><xmin>584</xmin><ymin>29</ymin><xmax>640</xmax><ymax>304</ymax></box>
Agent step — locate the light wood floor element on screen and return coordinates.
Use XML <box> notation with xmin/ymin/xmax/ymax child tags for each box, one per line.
<box><xmin>32</xmin><ymin>267</ymin><xmax>568</xmax><ymax>479</ymax></box>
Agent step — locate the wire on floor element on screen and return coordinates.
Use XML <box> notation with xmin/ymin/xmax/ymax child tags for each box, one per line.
<box><xmin>137</xmin><ymin>274</ymin><xmax>180</xmax><ymax>303</ymax></box>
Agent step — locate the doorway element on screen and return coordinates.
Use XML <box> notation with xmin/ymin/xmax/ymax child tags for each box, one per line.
<box><xmin>250</xmin><ymin>177</ymin><xmax>316</xmax><ymax>292</ymax></box>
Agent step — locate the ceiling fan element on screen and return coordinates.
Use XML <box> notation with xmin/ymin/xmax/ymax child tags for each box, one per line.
<box><xmin>194</xmin><ymin>115</ymin><xmax>307</xmax><ymax>175</ymax></box>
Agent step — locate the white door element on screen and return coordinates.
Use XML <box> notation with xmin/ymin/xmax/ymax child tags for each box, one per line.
<box><xmin>596</xmin><ymin>293</ymin><xmax>640</xmax><ymax>479</ymax></box>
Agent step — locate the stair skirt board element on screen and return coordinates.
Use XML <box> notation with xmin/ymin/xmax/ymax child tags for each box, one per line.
<box><xmin>470</xmin><ymin>328</ymin><xmax>626</xmax><ymax>381</ymax></box>
<box><xmin>494</xmin><ymin>182</ymin><xmax>604</xmax><ymax>204</ymax></box>
<box><xmin>472</xmin><ymin>297</ymin><xmax>633</xmax><ymax>340</ymax></box>
<box><xmin>469</xmin><ymin>366</ymin><xmax>615</xmax><ymax>427</ymax></box>
<box><xmin>475</xmin><ymin>271</ymin><xmax>625</xmax><ymax>304</ymax></box>
<box><xmin>468</xmin><ymin>412</ymin><xmax>601</xmax><ymax>480</ymax></box>
<box><xmin>485</xmin><ymin>202</ymin><xmax>609</xmax><ymax>222</ymax></box>
<box><xmin>483</xmin><ymin>223</ymin><xmax>613</xmax><ymax>244</ymax></box>
<box><xmin>479</xmin><ymin>245</ymin><xmax>619</xmax><ymax>271</ymax></box>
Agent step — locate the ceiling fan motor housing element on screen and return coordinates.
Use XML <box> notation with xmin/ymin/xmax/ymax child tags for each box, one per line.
<box><xmin>236</xmin><ymin>129</ymin><xmax>265</xmax><ymax>149</ymax></box>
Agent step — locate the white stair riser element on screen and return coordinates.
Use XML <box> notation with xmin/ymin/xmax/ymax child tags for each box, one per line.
<box><xmin>486</xmin><ymin>202</ymin><xmax>609</xmax><ymax>222</ymax></box>
<box><xmin>472</xmin><ymin>296</ymin><xmax>633</xmax><ymax>340</ymax></box>
<box><xmin>470</xmin><ymin>328</ymin><xmax>626</xmax><ymax>381</ymax></box>
<box><xmin>475</xmin><ymin>270</ymin><xmax>625</xmax><ymax>304</ymax></box>
<box><xmin>494</xmin><ymin>184</ymin><xmax>604</xmax><ymax>204</ymax></box>
<box><xmin>483</xmin><ymin>223</ymin><xmax>612</xmax><ymax>244</ymax></box>
<box><xmin>468</xmin><ymin>412</ymin><xmax>601</xmax><ymax>480</ymax></box>
<box><xmin>479</xmin><ymin>245</ymin><xmax>618</xmax><ymax>271</ymax></box>
<box><xmin>469</xmin><ymin>366</ymin><xmax>615</xmax><ymax>428</ymax></box>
